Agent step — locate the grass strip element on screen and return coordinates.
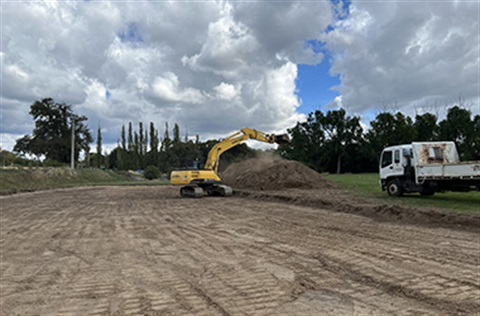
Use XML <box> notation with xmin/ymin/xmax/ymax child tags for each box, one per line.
<box><xmin>0</xmin><ymin>168</ymin><xmax>167</xmax><ymax>195</ymax></box>
<box><xmin>326</xmin><ymin>173</ymin><xmax>480</xmax><ymax>214</ymax></box>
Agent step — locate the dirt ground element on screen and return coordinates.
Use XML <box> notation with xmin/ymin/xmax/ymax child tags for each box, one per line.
<box><xmin>1</xmin><ymin>186</ymin><xmax>479</xmax><ymax>315</ymax></box>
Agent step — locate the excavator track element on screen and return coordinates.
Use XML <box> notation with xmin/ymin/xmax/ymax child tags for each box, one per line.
<box><xmin>209</xmin><ymin>184</ymin><xmax>233</xmax><ymax>197</ymax></box>
<box><xmin>180</xmin><ymin>185</ymin><xmax>204</xmax><ymax>198</ymax></box>
<box><xmin>180</xmin><ymin>183</ymin><xmax>233</xmax><ymax>198</ymax></box>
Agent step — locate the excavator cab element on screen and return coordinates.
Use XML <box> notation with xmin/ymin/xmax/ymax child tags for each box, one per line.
<box><xmin>274</xmin><ymin>134</ymin><xmax>290</xmax><ymax>145</ymax></box>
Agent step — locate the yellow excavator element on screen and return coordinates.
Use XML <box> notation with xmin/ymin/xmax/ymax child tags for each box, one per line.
<box><xmin>170</xmin><ymin>128</ymin><xmax>290</xmax><ymax>197</ymax></box>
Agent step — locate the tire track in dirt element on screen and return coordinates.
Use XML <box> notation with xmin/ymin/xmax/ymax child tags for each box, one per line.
<box><xmin>143</xmin><ymin>189</ymin><xmax>480</xmax><ymax>314</ymax></box>
<box><xmin>1</xmin><ymin>186</ymin><xmax>479</xmax><ymax>315</ymax></box>
<box><xmin>207</xmin><ymin>199</ymin><xmax>479</xmax><ymax>315</ymax></box>
<box><xmin>314</xmin><ymin>252</ymin><xmax>479</xmax><ymax>315</ymax></box>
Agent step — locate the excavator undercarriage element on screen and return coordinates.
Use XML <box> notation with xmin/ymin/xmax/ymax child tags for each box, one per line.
<box><xmin>180</xmin><ymin>182</ymin><xmax>233</xmax><ymax>198</ymax></box>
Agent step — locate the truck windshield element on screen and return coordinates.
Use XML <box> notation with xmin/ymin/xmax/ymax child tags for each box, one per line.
<box><xmin>381</xmin><ymin>151</ymin><xmax>393</xmax><ymax>168</ymax></box>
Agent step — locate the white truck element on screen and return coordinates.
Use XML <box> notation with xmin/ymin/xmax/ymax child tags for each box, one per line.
<box><xmin>380</xmin><ymin>141</ymin><xmax>480</xmax><ymax>196</ymax></box>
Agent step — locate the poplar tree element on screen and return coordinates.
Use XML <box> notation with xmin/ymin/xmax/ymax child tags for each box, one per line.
<box><xmin>96</xmin><ymin>127</ymin><xmax>102</xmax><ymax>168</ymax></box>
<box><xmin>162</xmin><ymin>122</ymin><xmax>171</xmax><ymax>151</ymax></box>
<box><xmin>134</xmin><ymin>131</ymin><xmax>140</xmax><ymax>169</ymax></box>
<box><xmin>128</xmin><ymin>122</ymin><xmax>133</xmax><ymax>152</ymax></box>
<box><xmin>173</xmin><ymin>123</ymin><xmax>180</xmax><ymax>143</ymax></box>
<box><xmin>149</xmin><ymin>122</ymin><xmax>158</xmax><ymax>166</ymax></box>
<box><xmin>121</xmin><ymin>125</ymin><xmax>126</xmax><ymax>151</ymax></box>
<box><xmin>139</xmin><ymin>122</ymin><xmax>144</xmax><ymax>156</ymax></box>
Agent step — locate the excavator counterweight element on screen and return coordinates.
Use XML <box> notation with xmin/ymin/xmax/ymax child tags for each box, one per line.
<box><xmin>274</xmin><ymin>134</ymin><xmax>290</xmax><ymax>145</ymax></box>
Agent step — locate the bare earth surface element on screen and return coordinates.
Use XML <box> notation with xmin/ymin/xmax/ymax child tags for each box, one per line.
<box><xmin>1</xmin><ymin>186</ymin><xmax>479</xmax><ymax>315</ymax></box>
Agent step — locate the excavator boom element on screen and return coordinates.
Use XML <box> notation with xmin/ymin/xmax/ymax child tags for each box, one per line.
<box><xmin>204</xmin><ymin>128</ymin><xmax>289</xmax><ymax>173</ymax></box>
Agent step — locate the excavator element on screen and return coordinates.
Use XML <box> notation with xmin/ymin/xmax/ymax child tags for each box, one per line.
<box><xmin>170</xmin><ymin>128</ymin><xmax>290</xmax><ymax>197</ymax></box>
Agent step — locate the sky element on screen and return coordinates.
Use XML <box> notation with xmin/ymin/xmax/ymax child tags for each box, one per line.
<box><xmin>1</xmin><ymin>0</ymin><xmax>479</xmax><ymax>153</ymax></box>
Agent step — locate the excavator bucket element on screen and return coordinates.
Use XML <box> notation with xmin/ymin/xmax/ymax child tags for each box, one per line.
<box><xmin>274</xmin><ymin>134</ymin><xmax>290</xmax><ymax>145</ymax></box>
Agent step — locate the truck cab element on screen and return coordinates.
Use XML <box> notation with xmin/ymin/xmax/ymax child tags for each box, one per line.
<box><xmin>380</xmin><ymin>144</ymin><xmax>414</xmax><ymax>196</ymax></box>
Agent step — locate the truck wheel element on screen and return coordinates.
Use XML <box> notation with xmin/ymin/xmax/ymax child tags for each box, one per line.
<box><xmin>387</xmin><ymin>179</ymin><xmax>403</xmax><ymax>197</ymax></box>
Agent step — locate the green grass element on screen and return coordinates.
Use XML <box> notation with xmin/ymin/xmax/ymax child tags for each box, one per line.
<box><xmin>326</xmin><ymin>173</ymin><xmax>480</xmax><ymax>214</ymax></box>
<box><xmin>0</xmin><ymin>168</ymin><xmax>167</xmax><ymax>195</ymax></box>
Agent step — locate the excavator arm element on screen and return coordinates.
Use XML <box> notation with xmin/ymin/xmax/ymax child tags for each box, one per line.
<box><xmin>204</xmin><ymin>128</ymin><xmax>290</xmax><ymax>173</ymax></box>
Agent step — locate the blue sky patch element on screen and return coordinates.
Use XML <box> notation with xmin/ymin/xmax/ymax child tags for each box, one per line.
<box><xmin>294</xmin><ymin>0</ymin><xmax>351</xmax><ymax>116</ymax></box>
<box><xmin>297</xmin><ymin>64</ymin><xmax>340</xmax><ymax>115</ymax></box>
<box><xmin>330</xmin><ymin>0</ymin><xmax>351</xmax><ymax>20</ymax></box>
<box><xmin>118</xmin><ymin>23</ymin><xmax>144</xmax><ymax>44</ymax></box>
<box><xmin>296</xmin><ymin>43</ymin><xmax>340</xmax><ymax>115</ymax></box>
<box><xmin>105</xmin><ymin>90</ymin><xmax>112</xmax><ymax>100</ymax></box>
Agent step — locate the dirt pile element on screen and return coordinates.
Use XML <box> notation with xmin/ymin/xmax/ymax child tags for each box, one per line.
<box><xmin>222</xmin><ymin>158</ymin><xmax>335</xmax><ymax>190</ymax></box>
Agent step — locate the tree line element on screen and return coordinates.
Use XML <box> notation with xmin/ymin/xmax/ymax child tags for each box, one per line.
<box><xmin>11</xmin><ymin>98</ymin><xmax>254</xmax><ymax>173</ymax></box>
<box><xmin>101</xmin><ymin>121</ymin><xmax>255</xmax><ymax>174</ymax></box>
<box><xmin>279</xmin><ymin>106</ymin><xmax>480</xmax><ymax>173</ymax></box>
<box><xmin>11</xmin><ymin>98</ymin><xmax>480</xmax><ymax>174</ymax></box>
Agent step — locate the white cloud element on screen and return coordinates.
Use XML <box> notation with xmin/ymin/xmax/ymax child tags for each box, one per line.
<box><xmin>326</xmin><ymin>96</ymin><xmax>343</xmax><ymax>110</ymax></box>
<box><xmin>0</xmin><ymin>133</ymin><xmax>21</xmax><ymax>153</ymax></box>
<box><xmin>151</xmin><ymin>72</ymin><xmax>206</xmax><ymax>104</ymax></box>
<box><xmin>182</xmin><ymin>4</ymin><xmax>259</xmax><ymax>78</ymax></box>
<box><xmin>322</xmin><ymin>1</ymin><xmax>480</xmax><ymax>116</ymax></box>
<box><xmin>1</xmin><ymin>0</ymin><xmax>332</xmax><ymax>151</ymax></box>
<box><xmin>214</xmin><ymin>83</ymin><xmax>239</xmax><ymax>101</ymax></box>
<box><xmin>6</xmin><ymin>1</ymin><xmax>476</xmax><ymax>154</ymax></box>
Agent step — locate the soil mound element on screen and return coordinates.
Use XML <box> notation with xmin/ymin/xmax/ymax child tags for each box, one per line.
<box><xmin>222</xmin><ymin>158</ymin><xmax>334</xmax><ymax>190</ymax></box>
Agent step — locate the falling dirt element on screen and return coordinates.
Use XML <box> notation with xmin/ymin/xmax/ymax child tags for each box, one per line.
<box><xmin>222</xmin><ymin>158</ymin><xmax>335</xmax><ymax>190</ymax></box>
<box><xmin>1</xmin><ymin>186</ymin><xmax>479</xmax><ymax>316</ymax></box>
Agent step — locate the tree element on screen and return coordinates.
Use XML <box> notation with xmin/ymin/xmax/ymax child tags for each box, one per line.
<box><xmin>115</xmin><ymin>142</ymin><xmax>125</xmax><ymax>170</ymax></box>
<box><xmin>414</xmin><ymin>113</ymin><xmax>438</xmax><ymax>141</ymax></box>
<box><xmin>121</xmin><ymin>125</ymin><xmax>126</xmax><ymax>151</ymax></box>
<box><xmin>133</xmin><ymin>131</ymin><xmax>140</xmax><ymax>169</ymax></box>
<box><xmin>161</xmin><ymin>122</ymin><xmax>171</xmax><ymax>151</ymax></box>
<box><xmin>149</xmin><ymin>122</ymin><xmax>159</xmax><ymax>166</ymax></box>
<box><xmin>144</xmin><ymin>165</ymin><xmax>160</xmax><ymax>180</ymax></box>
<box><xmin>144</xmin><ymin>128</ymin><xmax>148</xmax><ymax>161</ymax></box>
<box><xmin>471</xmin><ymin>115</ymin><xmax>480</xmax><ymax>159</ymax></box>
<box><xmin>14</xmin><ymin>98</ymin><xmax>93</xmax><ymax>164</ymax></box>
<box><xmin>117</xmin><ymin>124</ymin><xmax>127</xmax><ymax>170</ymax></box>
<box><xmin>128</xmin><ymin>122</ymin><xmax>133</xmax><ymax>152</ymax></box>
<box><xmin>279</xmin><ymin>114</ymin><xmax>326</xmax><ymax>171</ymax></box>
<box><xmin>438</xmin><ymin>106</ymin><xmax>475</xmax><ymax>160</ymax></box>
<box><xmin>96</xmin><ymin>127</ymin><xmax>102</xmax><ymax>168</ymax></box>
<box><xmin>173</xmin><ymin>123</ymin><xmax>180</xmax><ymax>144</ymax></box>
<box><xmin>366</xmin><ymin>112</ymin><xmax>416</xmax><ymax>161</ymax></box>
<box><xmin>316</xmin><ymin>109</ymin><xmax>363</xmax><ymax>174</ymax></box>
<box><xmin>279</xmin><ymin>109</ymin><xmax>363</xmax><ymax>173</ymax></box>
<box><xmin>139</xmin><ymin>122</ymin><xmax>144</xmax><ymax>156</ymax></box>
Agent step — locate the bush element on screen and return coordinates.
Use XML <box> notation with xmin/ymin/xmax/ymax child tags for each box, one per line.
<box><xmin>44</xmin><ymin>159</ymin><xmax>68</xmax><ymax>167</ymax></box>
<box><xmin>144</xmin><ymin>165</ymin><xmax>160</xmax><ymax>180</ymax></box>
